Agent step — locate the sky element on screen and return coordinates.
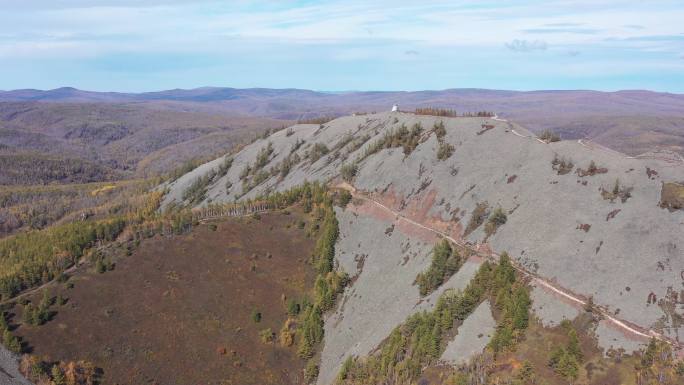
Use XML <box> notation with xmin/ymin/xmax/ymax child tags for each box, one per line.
<box><xmin>0</xmin><ymin>0</ymin><xmax>683</xmax><ymax>92</ymax></box>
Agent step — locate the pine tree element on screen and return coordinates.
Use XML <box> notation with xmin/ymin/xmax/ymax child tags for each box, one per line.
<box><xmin>51</xmin><ymin>364</ymin><xmax>66</xmax><ymax>385</ymax></box>
<box><xmin>2</xmin><ymin>329</ymin><xmax>20</xmax><ymax>353</ymax></box>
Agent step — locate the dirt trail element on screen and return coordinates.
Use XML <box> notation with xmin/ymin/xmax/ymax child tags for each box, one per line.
<box><xmin>337</xmin><ymin>182</ymin><xmax>681</xmax><ymax>351</ymax></box>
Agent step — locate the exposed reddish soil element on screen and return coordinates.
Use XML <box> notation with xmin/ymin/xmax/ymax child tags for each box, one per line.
<box><xmin>11</xmin><ymin>210</ymin><xmax>316</xmax><ymax>385</ymax></box>
<box><xmin>374</xmin><ymin>188</ymin><xmax>465</xmax><ymax>242</ymax></box>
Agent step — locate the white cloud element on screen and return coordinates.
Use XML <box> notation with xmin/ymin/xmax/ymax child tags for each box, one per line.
<box><xmin>506</xmin><ymin>39</ymin><xmax>548</xmax><ymax>52</ymax></box>
<box><xmin>0</xmin><ymin>1</ymin><xmax>683</xmax><ymax>91</ymax></box>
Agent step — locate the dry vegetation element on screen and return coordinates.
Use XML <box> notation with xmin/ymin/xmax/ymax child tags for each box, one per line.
<box><xmin>659</xmin><ymin>182</ymin><xmax>684</xmax><ymax>211</ymax></box>
<box><xmin>415</xmin><ymin>108</ymin><xmax>494</xmax><ymax>118</ymax></box>
<box><xmin>576</xmin><ymin>160</ymin><xmax>608</xmax><ymax>177</ymax></box>
<box><xmin>0</xmin><ymin>181</ymin><xmax>349</xmax><ymax>385</ymax></box>
<box><xmin>539</xmin><ymin>129</ymin><xmax>561</xmax><ymax>143</ymax></box>
<box><xmin>552</xmin><ymin>154</ymin><xmax>574</xmax><ymax>175</ymax></box>
<box><xmin>296</xmin><ymin>116</ymin><xmax>337</xmax><ymax>125</ymax></box>
<box><xmin>601</xmin><ymin>179</ymin><xmax>633</xmax><ymax>203</ymax></box>
<box><xmin>0</xmin><ymin>179</ymin><xmax>154</xmax><ymax>239</ymax></box>
<box><xmin>0</xmin><ymin>101</ymin><xmax>287</xmax><ymax>184</ymax></box>
<box><xmin>464</xmin><ymin>202</ymin><xmax>489</xmax><ymax>237</ymax></box>
<box><xmin>360</xmin><ymin>123</ymin><xmax>424</xmax><ymax>160</ymax></box>
<box><xmin>433</xmin><ymin>121</ymin><xmax>455</xmax><ymax>161</ymax></box>
<box><xmin>7</xmin><ymin>208</ymin><xmax>318</xmax><ymax>384</ymax></box>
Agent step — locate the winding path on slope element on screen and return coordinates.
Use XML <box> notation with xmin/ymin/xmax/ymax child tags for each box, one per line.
<box><xmin>493</xmin><ymin>115</ymin><xmax>547</xmax><ymax>144</ymax></box>
<box><xmin>336</xmin><ymin>182</ymin><xmax>682</xmax><ymax>351</ymax></box>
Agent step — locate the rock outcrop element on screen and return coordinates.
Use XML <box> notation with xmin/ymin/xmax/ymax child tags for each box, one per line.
<box><xmin>162</xmin><ymin>111</ymin><xmax>684</xmax><ymax>380</ymax></box>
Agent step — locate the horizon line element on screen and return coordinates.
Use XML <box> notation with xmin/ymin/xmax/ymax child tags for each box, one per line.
<box><xmin>1</xmin><ymin>86</ymin><xmax>682</xmax><ymax>96</ymax></box>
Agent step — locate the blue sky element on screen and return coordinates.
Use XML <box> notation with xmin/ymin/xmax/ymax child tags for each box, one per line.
<box><xmin>1</xmin><ymin>0</ymin><xmax>683</xmax><ymax>92</ymax></box>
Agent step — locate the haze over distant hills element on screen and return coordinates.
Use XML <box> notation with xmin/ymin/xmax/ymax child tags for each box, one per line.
<box><xmin>2</xmin><ymin>86</ymin><xmax>684</xmax><ymax>157</ymax></box>
<box><xmin>1</xmin><ymin>86</ymin><xmax>684</xmax><ymax>186</ymax></box>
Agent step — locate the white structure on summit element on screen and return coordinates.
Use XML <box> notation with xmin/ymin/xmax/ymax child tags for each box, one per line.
<box><xmin>391</xmin><ymin>104</ymin><xmax>398</xmax><ymax>112</ymax></box>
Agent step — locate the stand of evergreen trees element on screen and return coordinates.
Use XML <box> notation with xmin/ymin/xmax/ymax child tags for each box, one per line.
<box><xmin>0</xmin><ymin>187</ymin><xmax>190</xmax><ymax>302</ymax></box>
<box><xmin>416</xmin><ymin>240</ymin><xmax>463</xmax><ymax>296</ymax></box>
<box><xmin>335</xmin><ymin>253</ymin><xmax>530</xmax><ymax>385</ymax></box>
<box><xmin>0</xmin><ymin>218</ymin><xmax>125</xmax><ymax>300</ymax></box>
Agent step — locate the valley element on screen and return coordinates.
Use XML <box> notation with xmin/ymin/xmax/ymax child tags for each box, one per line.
<box><xmin>1</xmin><ymin>107</ymin><xmax>683</xmax><ymax>385</ymax></box>
<box><xmin>3</xmin><ymin>1</ymin><xmax>683</xmax><ymax>384</ymax></box>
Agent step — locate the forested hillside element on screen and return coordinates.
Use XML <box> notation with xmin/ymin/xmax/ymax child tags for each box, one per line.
<box><xmin>0</xmin><ymin>101</ymin><xmax>288</xmax><ymax>185</ymax></box>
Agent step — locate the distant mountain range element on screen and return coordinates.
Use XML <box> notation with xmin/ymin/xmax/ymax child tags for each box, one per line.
<box><xmin>3</xmin><ymin>87</ymin><xmax>684</xmax><ymax>118</ymax></box>
<box><xmin>1</xmin><ymin>86</ymin><xmax>683</xmax><ymax>182</ymax></box>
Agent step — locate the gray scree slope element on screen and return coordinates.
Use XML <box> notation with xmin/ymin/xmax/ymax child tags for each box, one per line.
<box><xmin>161</xmin><ymin>111</ymin><xmax>684</xmax><ymax>376</ymax></box>
<box><xmin>440</xmin><ymin>300</ymin><xmax>496</xmax><ymax>365</ymax></box>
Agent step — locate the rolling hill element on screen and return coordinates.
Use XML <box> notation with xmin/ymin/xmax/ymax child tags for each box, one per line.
<box><xmin>160</xmin><ymin>111</ymin><xmax>684</xmax><ymax>383</ymax></box>
<box><xmin>0</xmin><ymin>101</ymin><xmax>288</xmax><ymax>184</ymax></box>
<box><xmin>2</xmin><ymin>87</ymin><xmax>684</xmax><ymax>158</ymax></box>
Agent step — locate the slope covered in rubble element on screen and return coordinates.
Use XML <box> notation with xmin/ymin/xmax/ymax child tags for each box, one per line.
<box><xmin>162</xmin><ymin>111</ymin><xmax>684</xmax><ymax>383</ymax></box>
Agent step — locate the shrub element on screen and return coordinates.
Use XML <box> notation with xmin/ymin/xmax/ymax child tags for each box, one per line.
<box><xmin>255</xmin><ymin>142</ymin><xmax>274</xmax><ymax>170</ymax></box>
<box><xmin>433</xmin><ymin>121</ymin><xmax>446</xmax><ymax>139</ymax></box>
<box><xmin>588</xmin><ymin>160</ymin><xmax>597</xmax><ymax>173</ymax></box>
<box><xmin>95</xmin><ymin>259</ymin><xmax>106</xmax><ymax>274</ymax></box>
<box><xmin>287</xmin><ymin>299</ymin><xmax>301</xmax><ymax>316</ymax></box>
<box><xmin>308</xmin><ymin>143</ymin><xmax>330</xmax><ymax>163</ymax></box>
<box><xmin>251</xmin><ymin>309</ymin><xmax>262</xmax><ymax>323</ymax></box>
<box><xmin>182</xmin><ymin>169</ymin><xmax>217</xmax><ymax>205</ymax></box>
<box><xmin>539</xmin><ymin>129</ymin><xmax>561</xmax><ymax>142</ymax></box>
<box><xmin>437</xmin><ymin>142</ymin><xmax>455</xmax><ymax>161</ymax></box>
<box><xmin>51</xmin><ymin>365</ymin><xmax>66</xmax><ymax>385</ymax></box>
<box><xmin>259</xmin><ymin>328</ymin><xmax>275</xmax><ymax>344</ymax></box>
<box><xmin>239</xmin><ymin>165</ymin><xmax>251</xmax><ymax>180</ymax></box>
<box><xmin>2</xmin><ymin>329</ymin><xmax>21</xmax><ymax>353</ymax></box>
<box><xmin>305</xmin><ymin>359</ymin><xmax>320</xmax><ymax>382</ymax></box>
<box><xmin>551</xmin><ymin>155</ymin><xmax>574</xmax><ymax>175</ymax></box>
<box><xmin>22</xmin><ymin>298</ymin><xmax>50</xmax><ymax>326</ymax></box>
<box><xmin>484</xmin><ymin>207</ymin><xmax>507</xmax><ymax>237</ymax></box>
<box><xmin>216</xmin><ymin>156</ymin><xmax>233</xmax><ymax>178</ymax></box>
<box><xmin>601</xmin><ymin>178</ymin><xmax>632</xmax><ymax>203</ymax></box>
<box><xmin>279</xmin><ymin>318</ymin><xmax>296</xmax><ymax>347</ymax></box>
<box><xmin>338</xmin><ymin>190</ymin><xmax>352</xmax><ymax>208</ymax></box>
<box><xmin>463</xmin><ymin>202</ymin><xmax>489</xmax><ymax>237</ymax></box>
<box><xmin>340</xmin><ymin>163</ymin><xmax>358</xmax><ymax>182</ymax></box>
<box><xmin>278</xmin><ymin>153</ymin><xmax>300</xmax><ymax>179</ymax></box>
<box><xmin>547</xmin><ymin>322</ymin><xmax>583</xmax><ymax>381</ymax></box>
<box><xmin>577</xmin><ymin>160</ymin><xmax>608</xmax><ymax>177</ymax></box>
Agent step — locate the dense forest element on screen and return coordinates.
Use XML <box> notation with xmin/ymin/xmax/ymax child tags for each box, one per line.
<box><xmin>0</xmin><ymin>152</ymin><xmax>122</xmax><ymax>185</ymax></box>
<box><xmin>0</xmin><ymin>179</ymin><xmax>155</xmax><ymax>238</ymax></box>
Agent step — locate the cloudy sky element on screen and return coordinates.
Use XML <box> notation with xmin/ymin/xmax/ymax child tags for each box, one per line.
<box><xmin>1</xmin><ymin>0</ymin><xmax>683</xmax><ymax>92</ymax></box>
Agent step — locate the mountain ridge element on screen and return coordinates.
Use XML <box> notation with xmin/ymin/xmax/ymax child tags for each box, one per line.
<box><xmin>160</xmin><ymin>111</ymin><xmax>684</xmax><ymax>384</ymax></box>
